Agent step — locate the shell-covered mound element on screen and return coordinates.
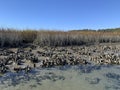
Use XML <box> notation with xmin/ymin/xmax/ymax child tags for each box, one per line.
<box><xmin>0</xmin><ymin>43</ymin><xmax>120</xmax><ymax>74</ymax></box>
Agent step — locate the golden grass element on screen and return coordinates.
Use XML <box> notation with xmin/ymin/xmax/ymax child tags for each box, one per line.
<box><xmin>0</xmin><ymin>28</ymin><xmax>120</xmax><ymax>47</ymax></box>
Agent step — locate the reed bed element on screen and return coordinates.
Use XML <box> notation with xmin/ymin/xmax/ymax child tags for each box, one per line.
<box><xmin>0</xmin><ymin>28</ymin><xmax>120</xmax><ymax>47</ymax></box>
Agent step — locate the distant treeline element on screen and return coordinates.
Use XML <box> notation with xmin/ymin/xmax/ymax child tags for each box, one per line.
<box><xmin>0</xmin><ymin>28</ymin><xmax>120</xmax><ymax>47</ymax></box>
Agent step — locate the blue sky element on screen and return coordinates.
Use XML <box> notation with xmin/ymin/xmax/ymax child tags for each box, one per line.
<box><xmin>0</xmin><ymin>0</ymin><xmax>120</xmax><ymax>30</ymax></box>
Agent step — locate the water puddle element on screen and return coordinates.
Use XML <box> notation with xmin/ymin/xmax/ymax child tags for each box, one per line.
<box><xmin>0</xmin><ymin>65</ymin><xmax>120</xmax><ymax>90</ymax></box>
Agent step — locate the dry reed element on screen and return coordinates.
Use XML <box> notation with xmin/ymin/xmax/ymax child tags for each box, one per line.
<box><xmin>0</xmin><ymin>28</ymin><xmax>120</xmax><ymax>47</ymax></box>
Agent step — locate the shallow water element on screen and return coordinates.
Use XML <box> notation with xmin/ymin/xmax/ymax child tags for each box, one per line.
<box><xmin>0</xmin><ymin>65</ymin><xmax>120</xmax><ymax>90</ymax></box>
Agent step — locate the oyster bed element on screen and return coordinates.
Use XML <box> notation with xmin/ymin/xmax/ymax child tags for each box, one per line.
<box><xmin>0</xmin><ymin>43</ymin><xmax>120</xmax><ymax>74</ymax></box>
<box><xmin>0</xmin><ymin>43</ymin><xmax>120</xmax><ymax>90</ymax></box>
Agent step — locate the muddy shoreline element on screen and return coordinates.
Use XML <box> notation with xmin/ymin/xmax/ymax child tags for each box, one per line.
<box><xmin>0</xmin><ymin>43</ymin><xmax>120</xmax><ymax>74</ymax></box>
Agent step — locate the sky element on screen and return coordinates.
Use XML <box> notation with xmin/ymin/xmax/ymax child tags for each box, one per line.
<box><xmin>0</xmin><ymin>0</ymin><xmax>120</xmax><ymax>30</ymax></box>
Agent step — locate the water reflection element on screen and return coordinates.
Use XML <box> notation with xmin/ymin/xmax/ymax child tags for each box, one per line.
<box><xmin>85</xmin><ymin>77</ymin><xmax>101</xmax><ymax>84</ymax></box>
<box><xmin>0</xmin><ymin>65</ymin><xmax>120</xmax><ymax>90</ymax></box>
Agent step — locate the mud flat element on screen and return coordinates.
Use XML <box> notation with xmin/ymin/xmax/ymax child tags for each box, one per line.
<box><xmin>0</xmin><ymin>43</ymin><xmax>120</xmax><ymax>90</ymax></box>
<box><xmin>0</xmin><ymin>43</ymin><xmax>120</xmax><ymax>74</ymax></box>
<box><xmin>0</xmin><ymin>65</ymin><xmax>120</xmax><ymax>90</ymax></box>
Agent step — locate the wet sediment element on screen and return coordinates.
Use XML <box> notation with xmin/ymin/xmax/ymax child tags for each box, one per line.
<box><xmin>0</xmin><ymin>43</ymin><xmax>120</xmax><ymax>74</ymax></box>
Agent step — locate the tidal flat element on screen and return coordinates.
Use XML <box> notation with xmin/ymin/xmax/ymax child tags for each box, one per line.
<box><xmin>0</xmin><ymin>65</ymin><xmax>120</xmax><ymax>90</ymax></box>
<box><xmin>0</xmin><ymin>43</ymin><xmax>120</xmax><ymax>90</ymax></box>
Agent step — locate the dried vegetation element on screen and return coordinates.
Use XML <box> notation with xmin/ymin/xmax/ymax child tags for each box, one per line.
<box><xmin>0</xmin><ymin>28</ymin><xmax>120</xmax><ymax>47</ymax></box>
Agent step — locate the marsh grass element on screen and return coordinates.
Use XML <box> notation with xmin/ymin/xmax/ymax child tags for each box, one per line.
<box><xmin>0</xmin><ymin>28</ymin><xmax>120</xmax><ymax>47</ymax></box>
